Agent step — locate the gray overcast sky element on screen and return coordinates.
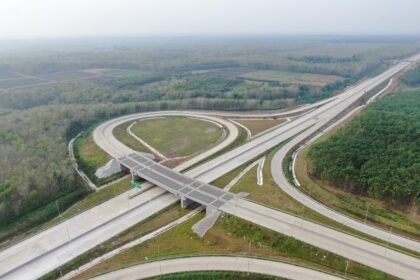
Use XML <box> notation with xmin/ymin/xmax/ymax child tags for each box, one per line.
<box><xmin>1</xmin><ymin>0</ymin><xmax>420</xmax><ymax>39</ymax></box>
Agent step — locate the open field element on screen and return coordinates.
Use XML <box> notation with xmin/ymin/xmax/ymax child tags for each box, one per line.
<box><xmin>0</xmin><ymin>77</ymin><xmax>50</xmax><ymax>89</ymax></box>
<box><xmin>0</xmin><ymin>71</ymin><xmax>22</xmax><ymax>80</ymax></box>
<box><xmin>37</xmin><ymin>71</ymin><xmax>97</xmax><ymax>81</ymax></box>
<box><xmin>233</xmin><ymin>118</ymin><xmax>287</xmax><ymax>136</ymax></box>
<box><xmin>239</xmin><ymin>71</ymin><xmax>343</xmax><ymax>86</ymax></box>
<box><xmin>131</xmin><ymin>117</ymin><xmax>224</xmax><ymax>158</ymax></box>
<box><xmin>0</xmin><ymin>71</ymin><xmax>97</xmax><ymax>90</ymax></box>
<box><xmin>71</xmin><ymin>211</ymin><xmax>394</xmax><ymax>280</ymax></box>
<box><xmin>100</xmin><ymin>68</ymin><xmax>149</xmax><ymax>77</ymax></box>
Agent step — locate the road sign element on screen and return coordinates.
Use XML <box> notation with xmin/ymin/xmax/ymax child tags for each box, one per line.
<box><xmin>131</xmin><ymin>181</ymin><xmax>142</xmax><ymax>189</ymax></box>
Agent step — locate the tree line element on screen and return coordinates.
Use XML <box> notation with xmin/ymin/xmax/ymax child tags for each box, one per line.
<box><xmin>308</xmin><ymin>90</ymin><xmax>420</xmax><ymax>205</ymax></box>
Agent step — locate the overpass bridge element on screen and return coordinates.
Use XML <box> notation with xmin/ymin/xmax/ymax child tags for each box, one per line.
<box><xmin>118</xmin><ymin>152</ymin><xmax>235</xmax><ymax>212</ymax></box>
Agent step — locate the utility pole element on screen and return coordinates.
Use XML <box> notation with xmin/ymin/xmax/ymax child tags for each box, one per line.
<box><xmin>247</xmin><ymin>241</ymin><xmax>251</xmax><ymax>275</ymax></box>
<box><xmin>55</xmin><ymin>200</ymin><xmax>61</xmax><ymax>216</ymax></box>
<box><xmin>364</xmin><ymin>203</ymin><xmax>370</xmax><ymax>223</ymax></box>
<box><xmin>158</xmin><ymin>244</ymin><xmax>162</xmax><ymax>278</ymax></box>
<box><xmin>344</xmin><ymin>260</ymin><xmax>349</xmax><ymax>277</ymax></box>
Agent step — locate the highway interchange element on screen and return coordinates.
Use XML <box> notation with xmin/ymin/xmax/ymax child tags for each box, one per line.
<box><xmin>0</xmin><ymin>53</ymin><xmax>419</xmax><ymax>279</ymax></box>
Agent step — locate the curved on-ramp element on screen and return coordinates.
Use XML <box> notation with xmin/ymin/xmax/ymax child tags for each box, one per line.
<box><xmin>93</xmin><ymin>111</ymin><xmax>239</xmax><ymax>172</ymax></box>
<box><xmin>270</xmin><ymin>92</ymin><xmax>420</xmax><ymax>253</ymax></box>
<box><xmin>90</xmin><ymin>256</ymin><xmax>342</xmax><ymax>280</ymax></box>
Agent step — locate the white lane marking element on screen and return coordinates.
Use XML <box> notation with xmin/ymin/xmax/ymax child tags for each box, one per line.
<box><xmin>229</xmin><ymin>119</ymin><xmax>251</xmax><ymax>140</ymax></box>
<box><xmin>257</xmin><ymin>156</ymin><xmax>266</xmax><ymax>186</ymax></box>
<box><xmin>127</xmin><ymin>121</ymin><xmax>169</xmax><ymax>160</ymax></box>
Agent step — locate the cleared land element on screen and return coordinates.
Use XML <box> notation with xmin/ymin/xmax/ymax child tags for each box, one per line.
<box><xmin>0</xmin><ymin>77</ymin><xmax>50</xmax><ymax>89</ymax></box>
<box><xmin>131</xmin><ymin>117</ymin><xmax>224</xmax><ymax>158</ymax></box>
<box><xmin>233</xmin><ymin>118</ymin><xmax>287</xmax><ymax>136</ymax></box>
<box><xmin>37</xmin><ymin>71</ymin><xmax>96</xmax><ymax>81</ymax></box>
<box><xmin>0</xmin><ymin>71</ymin><xmax>97</xmax><ymax>90</ymax></box>
<box><xmin>239</xmin><ymin>71</ymin><xmax>343</xmax><ymax>86</ymax></box>
<box><xmin>0</xmin><ymin>72</ymin><xmax>22</xmax><ymax>80</ymax></box>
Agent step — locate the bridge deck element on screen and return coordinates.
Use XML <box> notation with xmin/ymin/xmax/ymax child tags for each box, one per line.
<box><xmin>118</xmin><ymin>153</ymin><xmax>235</xmax><ymax>208</ymax></box>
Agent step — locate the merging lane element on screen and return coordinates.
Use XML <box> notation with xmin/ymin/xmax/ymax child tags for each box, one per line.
<box><xmin>1</xmin><ymin>54</ymin><xmax>419</xmax><ymax>280</ymax></box>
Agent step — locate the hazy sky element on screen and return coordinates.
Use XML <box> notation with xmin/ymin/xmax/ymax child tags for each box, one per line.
<box><xmin>1</xmin><ymin>0</ymin><xmax>420</xmax><ymax>39</ymax></box>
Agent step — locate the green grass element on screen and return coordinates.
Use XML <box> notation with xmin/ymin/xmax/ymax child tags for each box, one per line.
<box><xmin>233</xmin><ymin>118</ymin><xmax>287</xmax><ymax>136</ymax></box>
<box><xmin>147</xmin><ymin>271</ymin><xmax>285</xmax><ymax>280</ymax></box>
<box><xmin>239</xmin><ymin>71</ymin><xmax>343</xmax><ymax>86</ymax></box>
<box><xmin>73</xmin><ymin>132</ymin><xmax>116</xmax><ymax>185</ymax></box>
<box><xmin>184</xmin><ymin>124</ymin><xmax>248</xmax><ymax>172</ymax></box>
<box><xmin>72</xmin><ymin>211</ymin><xmax>394</xmax><ymax>280</ymax></box>
<box><xmin>113</xmin><ymin>121</ymin><xmax>150</xmax><ymax>153</ymax></box>
<box><xmin>131</xmin><ymin>117</ymin><xmax>224</xmax><ymax>158</ymax></box>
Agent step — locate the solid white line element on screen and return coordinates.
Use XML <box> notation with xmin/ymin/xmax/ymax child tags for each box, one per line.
<box><xmin>229</xmin><ymin>119</ymin><xmax>251</xmax><ymax>140</ymax></box>
<box><xmin>257</xmin><ymin>156</ymin><xmax>265</xmax><ymax>186</ymax></box>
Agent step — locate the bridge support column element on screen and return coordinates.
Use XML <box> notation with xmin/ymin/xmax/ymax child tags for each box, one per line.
<box><xmin>180</xmin><ymin>196</ymin><xmax>194</xmax><ymax>208</ymax></box>
<box><xmin>131</xmin><ymin>171</ymin><xmax>140</xmax><ymax>181</ymax></box>
<box><xmin>206</xmin><ymin>206</ymin><xmax>218</xmax><ymax>216</ymax></box>
<box><xmin>95</xmin><ymin>159</ymin><xmax>125</xmax><ymax>179</ymax></box>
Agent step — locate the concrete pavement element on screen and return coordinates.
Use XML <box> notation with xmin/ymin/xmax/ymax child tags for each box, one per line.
<box><xmin>220</xmin><ymin>198</ymin><xmax>420</xmax><ymax>280</ymax></box>
<box><xmin>270</xmin><ymin>92</ymin><xmax>420</xmax><ymax>253</ymax></box>
<box><xmin>90</xmin><ymin>256</ymin><xmax>342</xmax><ymax>280</ymax></box>
<box><xmin>1</xmin><ymin>53</ymin><xmax>419</xmax><ymax>279</ymax></box>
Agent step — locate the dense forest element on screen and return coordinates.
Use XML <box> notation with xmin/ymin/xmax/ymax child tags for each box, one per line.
<box><xmin>400</xmin><ymin>66</ymin><xmax>420</xmax><ymax>86</ymax></box>
<box><xmin>308</xmin><ymin>90</ymin><xmax>420</xmax><ymax>204</ymax></box>
<box><xmin>0</xmin><ymin>102</ymin><xmax>169</xmax><ymax>234</ymax></box>
<box><xmin>1</xmin><ymin>36</ymin><xmax>420</xmax><ymax>231</ymax></box>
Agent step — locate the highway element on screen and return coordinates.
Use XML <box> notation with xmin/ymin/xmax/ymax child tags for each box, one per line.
<box><xmin>0</xmin><ymin>114</ymin><xmax>238</xmax><ymax>280</ymax></box>
<box><xmin>90</xmin><ymin>256</ymin><xmax>342</xmax><ymax>280</ymax></box>
<box><xmin>1</xmin><ymin>54</ymin><xmax>419</xmax><ymax>279</ymax></box>
<box><xmin>221</xmin><ymin>198</ymin><xmax>420</xmax><ymax>279</ymax></box>
<box><xmin>270</xmin><ymin>98</ymin><xmax>420</xmax><ymax>253</ymax></box>
<box><xmin>0</xmin><ymin>185</ymin><xmax>177</xmax><ymax>280</ymax></box>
